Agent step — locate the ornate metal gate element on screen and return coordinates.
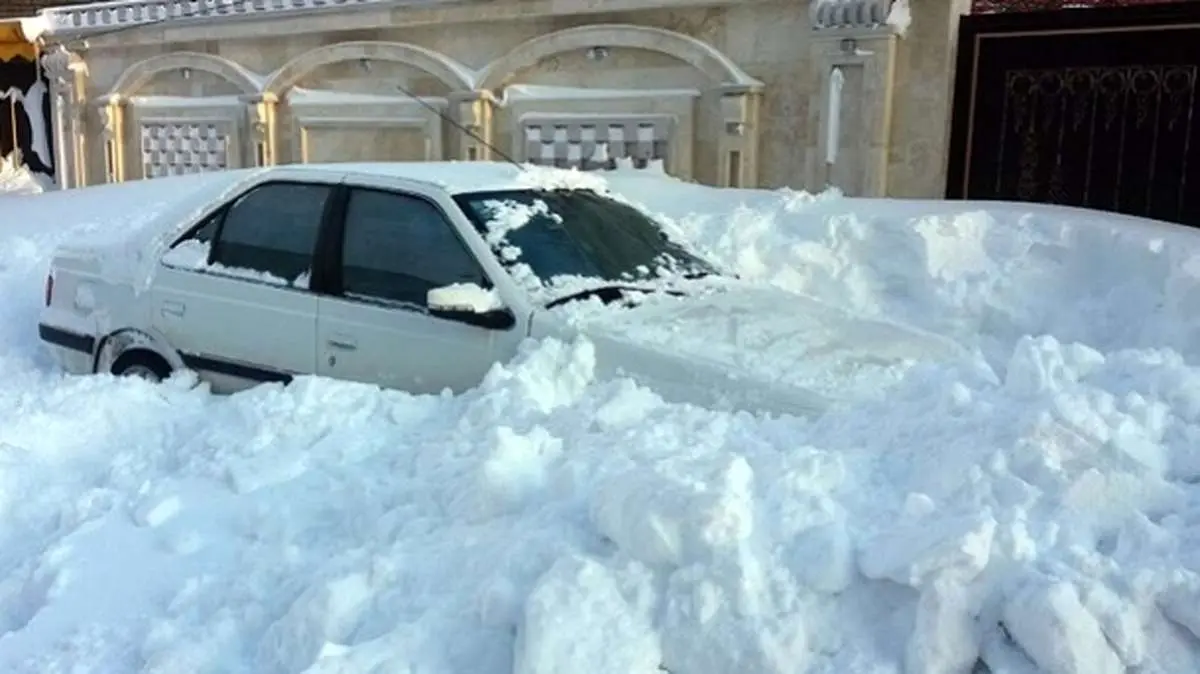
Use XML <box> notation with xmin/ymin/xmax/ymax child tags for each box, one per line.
<box><xmin>946</xmin><ymin>1</ymin><xmax>1200</xmax><ymax>226</ymax></box>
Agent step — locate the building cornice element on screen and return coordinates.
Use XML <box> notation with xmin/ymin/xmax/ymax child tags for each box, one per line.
<box><xmin>34</xmin><ymin>0</ymin><xmax>777</xmax><ymax>46</ymax></box>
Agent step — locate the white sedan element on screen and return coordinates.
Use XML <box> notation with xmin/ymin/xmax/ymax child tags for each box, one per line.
<box><xmin>38</xmin><ymin>162</ymin><xmax>964</xmax><ymax>417</ymax></box>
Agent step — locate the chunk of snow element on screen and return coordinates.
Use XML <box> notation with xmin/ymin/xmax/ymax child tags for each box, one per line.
<box><xmin>0</xmin><ymin>153</ymin><xmax>53</xmax><ymax>195</ymax></box>
<box><xmin>514</xmin><ymin>555</ymin><xmax>660</xmax><ymax>674</ymax></box>
<box><xmin>1002</xmin><ymin>579</ymin><xmax>1124</xmax><ymax>674</ymax></box>
<box><xmin>427</xmin><ymin>282</ymin><xmax>504</xmax><ymax>313</ymax></box>
<box><xmin>887</xmin><ymin>0</ymin><xmax>912</xmax><ymax>36</ymax></box>
<box><xmin>161</xmin><ymin>239</ymin><xmax>309</xmax><ymax>288</ymax></box>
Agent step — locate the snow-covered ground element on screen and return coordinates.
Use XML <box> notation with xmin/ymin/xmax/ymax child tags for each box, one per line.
<box><xmin>2</xmin><ymin>164</ymin><xmax>1200</xmax><ymax>674</ymax></box>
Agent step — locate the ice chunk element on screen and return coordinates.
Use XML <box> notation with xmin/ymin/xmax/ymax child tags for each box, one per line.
<box><xmin>859</xmin><ymin>512</ymin><xmax>996</xmax><ymax>587</ymax></box>
<box><xmin>590</xmin><ymin>455</ymin><xmax>755</xmax><ymax>569</ymax></box>
<box><xmin>513</xmin><ymin>554</ymin><xmax>659</xmax><ymax>674</ymax></box>
<box><xmin>1001</xmin><ymin>579</ymin><xmax>1123</xmax><ymax>674</ymax></box>
<box><xmin>905</xmin><ymin>574</ymin><xmax>980</xmax><ymax>674</ymax></box>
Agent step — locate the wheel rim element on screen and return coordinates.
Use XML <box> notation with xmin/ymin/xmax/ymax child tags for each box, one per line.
<box><xmin>122</xmin><ymin>364</ymin><xmax>162</xmax><ymax>382</ymax></box>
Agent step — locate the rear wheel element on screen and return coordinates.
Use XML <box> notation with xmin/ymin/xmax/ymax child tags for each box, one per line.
<box><xmin>110</xmin><ymin>350</ymin><xmax>173</xmax><ymax>383</ymax></box>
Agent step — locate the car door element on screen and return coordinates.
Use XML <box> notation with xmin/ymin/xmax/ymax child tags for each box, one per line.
<box><xmin>151</xmin><ymin>177</ymin><xmax>338</xmax><ymax>393</ymax></box>
<box><xmin>315</xmin><ymin>184</ymin><xmax>525</xmax><ymax>394</ymax></box>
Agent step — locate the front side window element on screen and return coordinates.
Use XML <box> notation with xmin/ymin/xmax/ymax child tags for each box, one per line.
<box><xmin>453</xmin><ymin>189</ymin><xmax>716</xmax><ymax>292</ymax></box>
<box><xmin>339</xmin><ymin>189</ymin><xmax>488</xmax><ymax>306</ymax></box>
<box><xmin>210</xmin><ymin>182</ymin><xmax>331</xmax><ymax>286</ymax></box>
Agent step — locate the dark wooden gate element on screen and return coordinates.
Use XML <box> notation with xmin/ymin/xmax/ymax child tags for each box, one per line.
<box><xmin>946</xmin><ymin>1</ymin><xmax>1200</xmax><ymax>226</ymax></box>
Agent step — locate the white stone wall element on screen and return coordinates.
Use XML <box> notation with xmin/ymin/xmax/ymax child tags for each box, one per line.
<box><xmin>36</xmin><ymin>0</ymin><xmax>962</xmax><ymax>198</ymax></box>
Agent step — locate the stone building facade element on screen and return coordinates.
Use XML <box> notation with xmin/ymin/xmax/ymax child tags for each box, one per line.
<box><xmin>20</xmin><ymin>0</ymin><xmax>972</xmax><ymax>198</ymax></box>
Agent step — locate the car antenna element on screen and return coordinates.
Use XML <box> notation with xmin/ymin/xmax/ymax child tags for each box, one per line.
<box><xmin>393</xmin><ymin>80</ymin><xmax>528</xmax><ymax>171</ymax></box>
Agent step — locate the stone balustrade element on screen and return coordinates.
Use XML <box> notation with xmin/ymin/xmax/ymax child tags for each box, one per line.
<box><xmin>38</xmin><ymin>0</ymin><xmax>402</xmax><ymax>36</ymax></box>
<box><xmin>809</xmin><ymin>0</ymin><xmax>899</xmax><ymax>30</ymax></box>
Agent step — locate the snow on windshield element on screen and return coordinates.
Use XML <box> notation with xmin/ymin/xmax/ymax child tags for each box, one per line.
<box><xmin>4</xmin><ymin>166</ymin><xmax>1200</xmax><ymax>674</ymax></box>
<box><xmin>455</xmin><ymin>188</ymin><xmax>718</xmax><ymax>302</ymax></box>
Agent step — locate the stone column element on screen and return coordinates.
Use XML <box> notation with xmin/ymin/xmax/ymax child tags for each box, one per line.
<box><xmin>717</xmin><ymin>84</ymin><xmax>763</xmax><ymax>188</ymax></box>
<box><xmin>448</xmin><ymin>90</ymin><xmax>496</xmax><ymax>161</ymax></box>
<box><xmin>96</xmin><ymin>95</ymin><xmax>126</xmax><ymax>183</ymax></box>
<box><xmin>807</xmin><ymin>29</ymin><xmax>900</xmax><ymax>197</ymax></box>
<box><xmin>243</xmin><ymin>92</ymin><xmax>278</xmax><ymax>167</ymax></box>
<box><xmin>40</xmin><ymin>45</ymin><xmax>86</xmax><ymax>189</ymax></box>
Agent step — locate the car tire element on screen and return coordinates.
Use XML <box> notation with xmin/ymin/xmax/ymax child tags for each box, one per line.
<box><xmin>110</xmin><ymin>350</ymin><xmax>173</xmax><ymax>383</ymax></box>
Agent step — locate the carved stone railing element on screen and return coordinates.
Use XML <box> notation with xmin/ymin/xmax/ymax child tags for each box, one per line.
<box><xmin>809</xmin><ymin>0</ymin><xmax>899</xmax><ymax>30</ymax></box>
<box><xmin>38</xmin><ymin>0</ymin><xmax>401</xmax><ymax>37</ymax></box>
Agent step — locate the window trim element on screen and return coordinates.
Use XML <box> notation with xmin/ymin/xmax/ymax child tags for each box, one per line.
<box><xmin>326</xmin><ymin>185</ymin><xmax>496</xmax><ymax>311</ymax></box>
<box><xmin>160</xmin><ymin>179</ymin><xmax>343</xmax><ymax>294</ymax></box>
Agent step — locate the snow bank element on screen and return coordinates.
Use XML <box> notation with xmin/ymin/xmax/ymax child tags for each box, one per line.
<box><xmin>0</xmin><ymin>154</ymin><xmax>54</xmax><ymax>195</ymax></box>
<box><xmin>603</xmin><ymin>168</ymin><xmax>1200</xmax><ymax>373</ymax></box>
<box><xmin>0</xmin><ymin>168</ymin><xmax>1198</xmax><ymax>673</ymax></box>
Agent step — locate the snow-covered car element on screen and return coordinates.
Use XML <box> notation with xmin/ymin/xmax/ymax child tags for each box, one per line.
<box><xmin>37</xmin><ymin>162</ymin><xmax>964</xmax><ymax>417</ymax></box>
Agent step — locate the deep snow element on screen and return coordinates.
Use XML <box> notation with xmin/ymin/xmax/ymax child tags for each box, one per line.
<box><xmin>1</xmin><ymin>164</ymin><xmax>1199</xmax><ymax>674</ymax></box>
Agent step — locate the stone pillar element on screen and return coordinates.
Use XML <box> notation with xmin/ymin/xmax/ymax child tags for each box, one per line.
<box><xmin>40</xmin><ymin>45</ymin><xmax>86</xmax><ymax>189</ymax></box>
<box><xmin>448</xmin><ymin>90</ymin><xmax>496</xmax><ymax>161</ymax></box>
<box><xmin>807</xmin><ymin>28</ymin><xmax>900</xmax><ymax>197</ymax></box>
<box><xmin>717</xmin><ymin>84</ymin><xmax>763</xmax><ymax>188</ymax></box>
<box><xmin>96</xmin><ymin>95</ymin><xmax>126</xmax><ymax>183</ymax></box>
<box><xmin>243</xmin><ymin>92</ymin><xmax>278</xmax><ymax>167</ymax></box>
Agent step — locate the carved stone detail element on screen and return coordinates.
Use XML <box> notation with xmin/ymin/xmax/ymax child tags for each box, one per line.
<box><xmin>717</xmin><ymin>84</ymin><xmax>762</xmax><ymax>188</ymax></box>
<box><xmin>96</xmin><ymin>96</ymin><xmax>126</xmax><ymax>183</ymax></box>
<box><xmin>243</xmin><ymin>93</ymin><xmax>279</xmax><ymax>167</ymax></box>
<box><xmin>448</xmin><ymin>90</ymin><xmax>496</xmax><ymax>161</ymax></box>
<box><xmin>810</xmin><ymin>0</ymin><xmax>898</xmax><ymax>31</ymax></box>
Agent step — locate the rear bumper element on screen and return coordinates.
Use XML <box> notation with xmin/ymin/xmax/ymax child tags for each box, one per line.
<box><xmin>39</xmin><ymin>323</ymin><xmax>95</xmax><ymax>354</ymax></box>
<box><xmin>38</xmin><ymin>323</ymin><xmax>96</xmax><ymax>374</ymax></box>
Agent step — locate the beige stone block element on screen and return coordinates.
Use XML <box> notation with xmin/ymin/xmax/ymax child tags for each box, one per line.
<box><xmin>302</xmin><ymin>126</ymin><xmax>429</xmax><ymax>164</ymax></box>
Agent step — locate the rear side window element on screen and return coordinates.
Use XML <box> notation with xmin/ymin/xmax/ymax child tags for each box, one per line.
<box><xmin>212</xmin><ymin>182</ymin><xmax>331</xmax><ymax>285</ymax></box>
<box><xmin>340</xmin><ymin>188</ymin><xmax>488</xmax><ymax>306</ymax></box>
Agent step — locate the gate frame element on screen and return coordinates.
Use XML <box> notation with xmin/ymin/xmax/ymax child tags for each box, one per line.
<box><xmin>945</xmin><ymin>1</ymin><xmax>1200</xmax><ymax>199</ymax></box>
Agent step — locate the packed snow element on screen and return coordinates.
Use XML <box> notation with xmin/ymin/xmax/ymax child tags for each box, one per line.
<box><xmin>427</xmin><ymin>282</ymin><xmax>505</xmax><ymax>313</ymax></box>
<box><xmin>0</xmin><ymin>153</ymin><xmax>54</xmax><ymax>195</ymax></box>
<box><xmin>2</xmin><ymin>164</ymin><xmax>1200</xmax><ymax>674</ymax></box>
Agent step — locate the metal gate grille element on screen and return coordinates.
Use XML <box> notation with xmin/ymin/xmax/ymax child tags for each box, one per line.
<box><xmin>947</xmin><ymin>1</ymin><xmax>1200</xmax><ymax>226</ymax></box>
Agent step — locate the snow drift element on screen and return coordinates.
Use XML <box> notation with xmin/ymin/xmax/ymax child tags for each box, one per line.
<box><xmin>0</xmin><ymin>167</ymin><xmax>1198</xmax><ymax>674</ymax></box>
<box><xmin>0</xmin><ymin>154</ymin><xmax>54</xmax><ymax>196</ymax></box>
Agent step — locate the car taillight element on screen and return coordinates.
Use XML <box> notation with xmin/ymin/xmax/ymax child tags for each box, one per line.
<box><xmin>44</xmin><ymin>274</ymin><xmax>53</xmax><ymax>307</ymax></box>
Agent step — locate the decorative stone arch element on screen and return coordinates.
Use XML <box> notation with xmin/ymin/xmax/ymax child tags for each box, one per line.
<box><xmin>475</xmin><ymin>23</ymin><xmax>762</xmax><ymax>91</ymax></box>
<box><xmin>478</xmin><ymin>24</ymin><xmax>763</xmax><ymax>188</ymax></box>
<box><xmin>107</xmin><ymin>52</ymin><xmax>261</xmax><ymax>97</ymax></box>
<box><xmin>261</xmin><ymin>41</ymin><xmax>476</xmax><ymax>96</ymax></box>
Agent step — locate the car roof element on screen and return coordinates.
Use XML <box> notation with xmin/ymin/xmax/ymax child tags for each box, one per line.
<box><xmin>273</xmin><ymin>161</ymin><xmax>605</xmax><ymax>196</ymax></box>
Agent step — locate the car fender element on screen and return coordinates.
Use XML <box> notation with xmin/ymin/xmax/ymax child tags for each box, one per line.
<box><xmin>93</xmin><ymin>327</ymin><xmax>186</xmax><ymax>375</ymax></box>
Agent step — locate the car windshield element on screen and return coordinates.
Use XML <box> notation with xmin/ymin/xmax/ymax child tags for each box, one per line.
<box><xmin>453</xmin><ymin>189</ymin><xmax>718</xmax><ymax>293</ymax></box>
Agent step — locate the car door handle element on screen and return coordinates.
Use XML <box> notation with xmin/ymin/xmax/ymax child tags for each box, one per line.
<box><xmin>161</xmin><ymin>300</ymin><xmax>185</xmax><ymax>318</ymax></box>
<box><xmin>327</xmin><ymin>339</ymin><xmax>357</xmax><ymax>351</ymax></box>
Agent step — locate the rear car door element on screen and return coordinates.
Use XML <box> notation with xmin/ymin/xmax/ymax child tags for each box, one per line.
<box><xmin>152</xmin><ymin>177</ymin><xmax>338</xmax><ymax>392</ymax></box>
<box><xmin>315</xmin><ymin>185</ymin><xmax>525</xmax><ymax>394</ymax></box>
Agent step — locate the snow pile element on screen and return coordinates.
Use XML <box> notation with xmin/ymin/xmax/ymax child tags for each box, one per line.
<box><xmin>604</xmin><ymin>168</ymin><xmax>1200</xmax><ymax>371</ymax></box>
<box><xmin>0</xmin><ymin>153</ymin><xmax>54</xmax><ymax>195</ymax></box>
<box><xmin>0</xmin><ymin>168</ymin><xmax>1198</xmax><ymax>673</ymax></box>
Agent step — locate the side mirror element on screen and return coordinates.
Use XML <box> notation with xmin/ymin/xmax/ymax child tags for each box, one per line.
<box><xmin>427</xmin><ymin>283</ymin><xmax>516</xmax><ymax>331</ymax></box>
